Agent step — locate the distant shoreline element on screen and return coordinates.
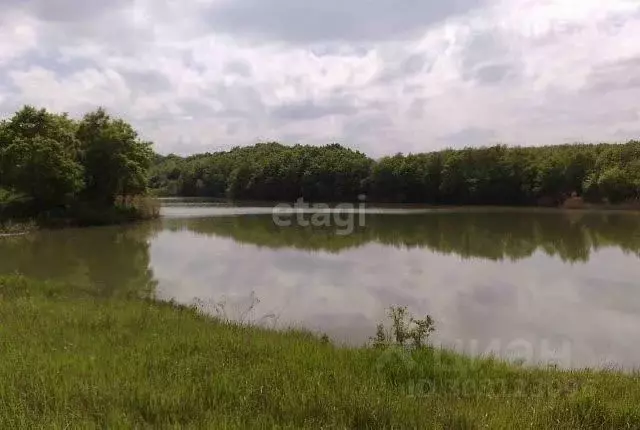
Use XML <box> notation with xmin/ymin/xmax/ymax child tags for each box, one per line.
<box><xmin>157</xmin><ymin>196</ymin><xmax>640</xmax><ymax>213</ymax></box>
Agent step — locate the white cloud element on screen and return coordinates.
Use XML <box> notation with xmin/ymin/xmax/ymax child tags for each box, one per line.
<box><xmin>0</xmin><ymin>11</ymin><xmax>38</xmax><ymax>65</ymax></box>
<box><xmin>0</xmin><ymin>0</ymin><xmax>639</xmax><ymax>155</ymax></box>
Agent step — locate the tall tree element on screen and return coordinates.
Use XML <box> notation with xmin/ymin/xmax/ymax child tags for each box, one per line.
<box><xmin>76</xmin><ymin>108</ymin><xmax>153</xmax><ymax>205</ymax></box>
<box><xmin>0</xmin><ymin>106</ymin><xmax>84</xmax><ymax>209</ymax></box>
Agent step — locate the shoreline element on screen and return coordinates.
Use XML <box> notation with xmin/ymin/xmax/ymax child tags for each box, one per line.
<box><xmin>158</xmin><ymin>196</ymin><xmax>640</xmax><ymax>213</ymax></box>
<box><xmin>6</xmin><ymin>199</ymin><xmax>639</xmax><ymax>235</ymax></box>
<box><xmin>0</xmin><ymin>197</ymin><xmax>161</xmax><ymax>233</ymax></box>
<box><xmin>2</xmin><ymin>274</ymin><xmax>639</xmax><ymax>427</ymax></box>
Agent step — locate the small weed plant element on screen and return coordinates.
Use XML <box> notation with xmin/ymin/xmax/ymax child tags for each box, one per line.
<box><xmin>372</xmin><ymin>306</ymin><xmax>436</xmax><ymax>350</ymax></box>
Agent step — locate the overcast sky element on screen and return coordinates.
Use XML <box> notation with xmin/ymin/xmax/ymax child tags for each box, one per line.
<box><xmin>1</xmin><ymin>0</ymin><xmax>639</xmax><ymax>156</ymax></box>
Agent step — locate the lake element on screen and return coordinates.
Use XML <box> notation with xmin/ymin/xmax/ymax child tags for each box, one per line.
<box><xmin>2</xmin><ymin>200</ymin><xmax>640</xmax><ymax>369</ymax></box>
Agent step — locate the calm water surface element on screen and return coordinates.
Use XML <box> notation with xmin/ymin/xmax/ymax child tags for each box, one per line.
<box><xmin>2</xmin><ymin>201</ymin><xmax>640</xmax><ymax>369</ymax></box>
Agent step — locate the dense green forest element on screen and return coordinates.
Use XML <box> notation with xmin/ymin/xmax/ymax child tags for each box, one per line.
<box><xmin>0</xmin><ymin>106</ymin><xmax>155</xmax><ymax>225</ymax></box>
<box><xmin>3</xmin><ymin>105</ymin><xmax>638</xmax><ymax>221</ymax></box>
<box><xmin>150</xmin><ymin>141</ymin><xmax>640</xmax><ymax>205</ymax></box>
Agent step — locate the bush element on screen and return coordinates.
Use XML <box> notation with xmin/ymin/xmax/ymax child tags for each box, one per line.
<box><xmin>371</xmin><ymin>306</ymin><xmax>436</xmax><ymax>349</ymax></box>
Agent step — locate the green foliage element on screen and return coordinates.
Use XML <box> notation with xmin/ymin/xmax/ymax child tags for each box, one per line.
<box><xmin>0</xmin><ymin>106</ymin><xmax>155</xmax><ymax>225</ymax></box>
<box><xmin>0</xmin><ymin>187</ymin><xmax>32</xmax><ymax>221</ymax></box>
<box><xmin>372</xmin><ymin>306</ymin><xmax>436</xmax><ymax>349</ymax></box>
<box><xmin>0</xmin><ymin>105</ymin><xmax>80</xmax><ymax>153</ymax></box>
<box><xmin>591</xmin><ymin>165</ymin><xmax>639</xmax><ymax>203</ymax></box>
<box><xmin>2</xmin><ymin>136</ymin><xmax>84</xmax><ymax>207</ymax></box>
<box><xmin>151</xmin><ymin>142</ymin><xmax>372</xmax><ymax>202</ymax></box>
<box><xmin>151</xmin><ymin>141</ymin><xmax>640</xmax><ymax>206</ymax></box>
<box><xmin>77</xmin><ymin>108</ymin><xmax>153</xmax><ymax>204</ymax></box>
<box><xmin>0</xmin><ymin>106</ymin><xmax>84</xmax><ymax>209</ymax></box>
<box><xmin>0</xmin><ymin>188</ymin><xmax>36</xmax><ymax>233</ymax></box>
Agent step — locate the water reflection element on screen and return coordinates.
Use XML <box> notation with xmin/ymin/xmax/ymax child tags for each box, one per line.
<box><xmin>2</xmin><ymin>209</ymin><xmax>640</xmax><ymax>369</ymax></box>
<box><xmin>0</xmin><ymin>222</ymin><xmax>160</xmax><ymax>297</ymax></box>
<box><xmin>163</xmin><ymin>211</ymin><xmax>640</xmax><ymax>263</ymax></box>
<box><xmin>149</xmin><ymin>210</ymin><xmax>640</xmax><ymax>369</ymax></box>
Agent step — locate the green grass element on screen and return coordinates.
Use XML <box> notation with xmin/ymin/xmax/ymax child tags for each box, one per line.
<box><xmin>1</xmin><ymin>275</ymin><xmax>640</xmax><ymax>429</ymax></box>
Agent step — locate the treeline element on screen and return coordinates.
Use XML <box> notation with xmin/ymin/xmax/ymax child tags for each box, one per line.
<box><xmin>151</xmin><ymin>141</ymin><xmax>640</xmax><ymax>205</ymax></box>
<box><xmin>151</xmin><ymin>143</ymin><xmax>372</xmax><ymax>202</ymax></box>
<box><xmin>0</xmin><ymin>106</ymin><xmax>155</xmax><ymax>225</ymax></box>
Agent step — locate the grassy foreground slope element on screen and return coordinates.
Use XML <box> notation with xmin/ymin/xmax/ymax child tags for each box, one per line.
<box><xmin>1</xmin><ymin>276</ymin><xmax>640</xmax><ymax>429</ymax></box>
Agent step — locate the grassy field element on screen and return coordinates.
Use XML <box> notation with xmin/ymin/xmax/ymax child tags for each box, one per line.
<box><xmin>1</xmin><ymin>275</ymin><xmax>640</xmax><ymax>428</ymax></box>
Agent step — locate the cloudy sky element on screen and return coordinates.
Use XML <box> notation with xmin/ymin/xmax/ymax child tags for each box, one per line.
<box><xmin>1</xmin><ymin>0</ymin><xmax>639</xmax><ymax>156</ymax></box>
